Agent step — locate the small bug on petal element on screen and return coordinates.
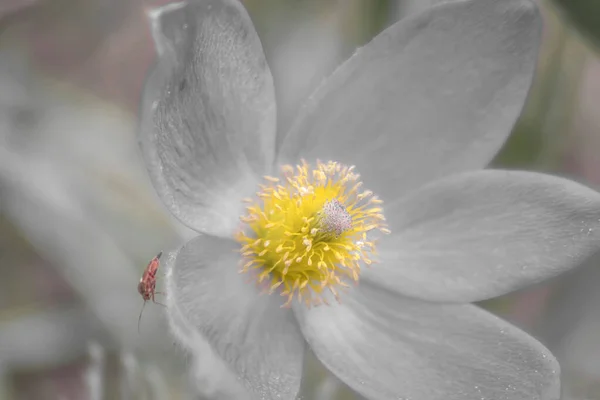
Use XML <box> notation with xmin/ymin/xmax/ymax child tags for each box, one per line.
<box><xmin>137</xmin><ymin>251</ymin><xmax>165</xmax><ymax>332</ymax></box>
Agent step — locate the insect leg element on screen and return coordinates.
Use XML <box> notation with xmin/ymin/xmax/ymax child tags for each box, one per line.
<box><xmin>138</xmin><ymin>300</ymin><xmax>147</xmax><ymax>334</ymax></box>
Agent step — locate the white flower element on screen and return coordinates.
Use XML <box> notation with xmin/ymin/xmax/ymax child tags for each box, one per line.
<box><xmin>138</xmin><ymin>0</ymin><xmax>600</xmax><ymax>399</ymax></box>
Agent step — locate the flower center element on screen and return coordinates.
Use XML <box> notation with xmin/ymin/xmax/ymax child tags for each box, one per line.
<box><xmin>236</xmin><ymin>160</ymin><xmax>389</xmax><ymax>307</ymax></box>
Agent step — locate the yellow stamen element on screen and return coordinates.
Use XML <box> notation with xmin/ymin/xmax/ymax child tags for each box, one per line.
<box><xmin>235</xmin><ymin>160</ymin><xmax>389</xmax><ymax>307</ymax></box>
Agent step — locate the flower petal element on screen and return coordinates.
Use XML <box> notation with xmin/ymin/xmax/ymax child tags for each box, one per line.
<box><xmin>294</xmin><ymin>283</ymin><xmax>560</xmax><ymax>400</ymax></box>
<box><xmin>139</xmin><ymin>0</ymin><xmax>277</xmax><ymax>237</ymax></box>
<box><xmin>277</xmin><ymin>0</ymin><xmax>541</xmax><ymax>201</ymax></box>
<box><xmin>165</xmin><ymin>235</ymin><xmax>305</xmax><ymax>400</ymax></box>
<box><xmin>364</xmin><ymin>170</ymin><xmax>600</xmax><ymax>303</ymax></box>
<box><xmin>169</xmin><ymin>300</ymin><xmax>249</xmax><ymax>399</ymax></box>
<box><xmin>537</xmin><ymin>253</ymin><xmax>600</xmax><ymax>384</ymax></box>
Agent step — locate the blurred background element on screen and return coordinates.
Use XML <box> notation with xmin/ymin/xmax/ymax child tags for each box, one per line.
<box><xmin>0</xmin><ymin>0</ymin><xmax>599</xmax><ymax>399</ymax></box>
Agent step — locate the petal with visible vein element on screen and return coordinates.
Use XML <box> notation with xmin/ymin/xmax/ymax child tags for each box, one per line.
<box><xmin>140</xmin><ymin>0</ymin><xmax>277</xmax><ymax>237</ymax></box>
<box><xmin>364</xmin><ymin>170</ymin><xmax>600</xmax><ymax>303</ymax></box>
<box><xmin>278</xmin><ymin>0</ymin><xmax>541</xmax><ymax>201</ymax></box>
<box><xmin>166</xmin><ymin>235</ymin><xmax>304</xmax><ymax>400</ymax></box>
<box><xmin>294</xmin><ymin>283</ymin><xmax>560</xmax><ymax>400</ymax></box>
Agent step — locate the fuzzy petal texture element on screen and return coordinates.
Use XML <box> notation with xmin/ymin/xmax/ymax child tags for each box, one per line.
<box><xmin>277</xmin><ymin>0</ymin><xmax>541</xmax><ymax>202</ymax></box>
<box><xmin>294</xmin><ymin>283</ymin><xmax>560</xmax><ymax>400</ymax></box>
<box><xmin>168</xmin><ymin>298</ymin><xmax>249</xmax><ymax>399</ymax></box>
<box><xmin>363</xmin><ymin>170</ymin><xmax>600</xmax><ymax>303</ymax></box>
<box><xmin>139</xmin><ymin>0</ymin><xmax>277</xmax><ymax>237</ymax></box>
<box><xmin>166</xmin><ymin>235</ymin><xmax>305</xmax><ymax>400</ymax></box>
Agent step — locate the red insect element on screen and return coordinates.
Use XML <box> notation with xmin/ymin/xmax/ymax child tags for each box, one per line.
<box><xmin>137</xmin><ymin>251</ymin><xmax>165</xmax><ymax>332</ymax></box>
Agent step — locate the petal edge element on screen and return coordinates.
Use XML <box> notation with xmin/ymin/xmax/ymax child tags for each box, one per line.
<box><xmin>294</xmin><ymin>284</ymin><xmax>560</xmax><ymax>400</ymax></box>
<box><xmin>166</xmin><ymin>235</ymin><xmax>305</xmax><ymax>400</ymax></box>
<box><xmin>278</xmin><ymin>0</ymin><xmax>542</xmax><ymax>201</ymax></box>
<box><xmin>139</xmin><ymin>0</ymin><xmax>277</xmax><ymax>237</ymax></box>
<box><xmin>364</xmin><ymin>170</ymin><xmax>600</xmax><ymax>303</ymax></box>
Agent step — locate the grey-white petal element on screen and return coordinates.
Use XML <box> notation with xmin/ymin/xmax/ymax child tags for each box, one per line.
<box><xmin>364</xmin><ymin>170</ymin><xmax>600</xmax><ymax>303</ymax></box>
<box><xmin>139</xmin><ymin>0</ymin><xmax>277</xmax><ymax>237</ymax></box>
<box><xmin>277</xmin><ymin>0</ymin><xmax>541</xmax><ymax>202</ymax></box>
<box><xmin>168</xmin><ymin>299</ymin><xmax>248</xmax><ymax>399</ymax></box>
<box><xmin>294</xmin><ymin>283</ymin><xmax>560</xmax><ymax>400</ymax></box>
<box><xmin>166</xmin><ymin>235</ymin><xmax>305</xmax><ymax>400</ymax></box>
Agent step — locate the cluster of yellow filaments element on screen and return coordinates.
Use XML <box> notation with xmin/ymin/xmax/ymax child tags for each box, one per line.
<box><xmin>235</xmin><ymin>160</ymin><xmax>390</xmax><ymax>307</ymax></box>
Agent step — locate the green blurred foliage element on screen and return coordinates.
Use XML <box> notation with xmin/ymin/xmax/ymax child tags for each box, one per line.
<box><xmin>493</xmin><ymin>9</ymin><xmax>586</xmax><ymax>172</ymax></box>
<box><xmin>552</xmin><ymin>0</ymin><xmax>600</xmax><ymax>51</ymax></box>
